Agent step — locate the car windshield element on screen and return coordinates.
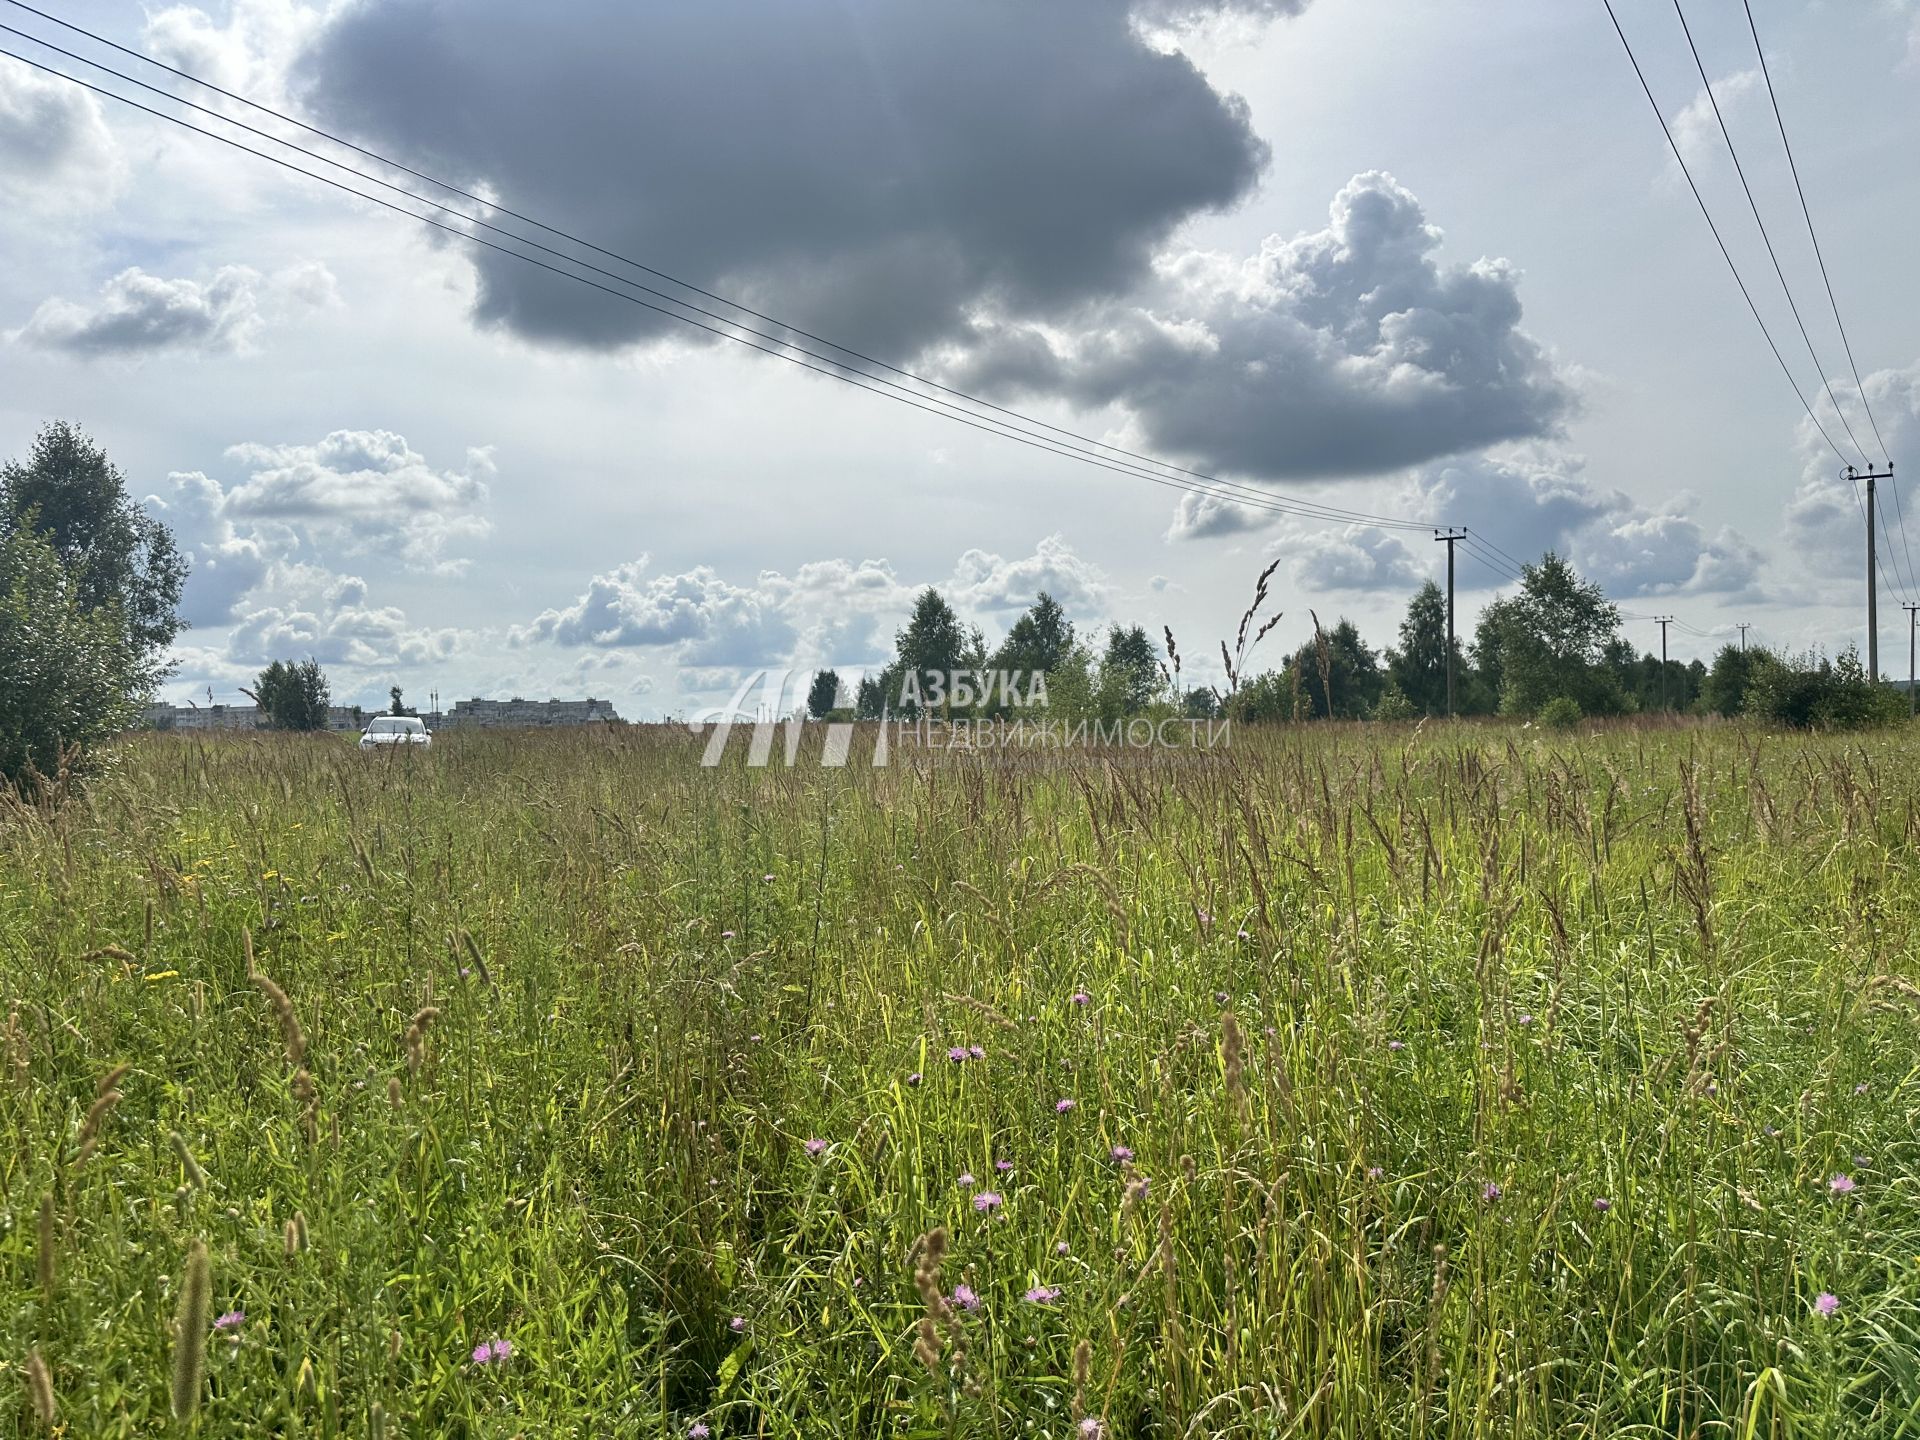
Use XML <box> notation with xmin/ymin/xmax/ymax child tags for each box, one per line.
<box><xmin>368</xmin><ymin>717</ymin><xmax>424</xmax><ymax>734</ymax></box>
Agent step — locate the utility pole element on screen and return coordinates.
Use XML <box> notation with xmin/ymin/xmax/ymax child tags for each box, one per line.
<box><xmin>1906</xmin><ymin>603</ymin><xmax>1919</xmax><ymax>718</ymax></box>
<box><xmin>1737</xmin><ymin>623</ymin><xmax>1749</xmax><ymax>652</ymax></box>
<box><xmin>1850</xmin><ymin>464</ymin><xmax>1894</xmax><ymax>680</ymax></box>
<box><xmin>1655</xmin><ymin>616</ymin><xmax>1674</xmax><ymax>713</ymax></box>
<box><xmin>1434</xmin><ymin>529</ymin><xmax>1467</xmax><ymax>719</ymax></box>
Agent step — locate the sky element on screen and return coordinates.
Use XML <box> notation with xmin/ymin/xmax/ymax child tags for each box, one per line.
<box><xmin>2</xmin><ymin>0</ymin><xmax>1917</xmax><ymax>717</ymax></box>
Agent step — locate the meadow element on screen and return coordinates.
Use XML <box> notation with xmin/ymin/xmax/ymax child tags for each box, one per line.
<box><xmin>2</xmin><ymin>721</ymin><xmax>1917</xmax><ymax>1438</ymax></box>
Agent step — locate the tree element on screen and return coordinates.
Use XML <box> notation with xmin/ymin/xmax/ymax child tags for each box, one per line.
<box><xmin>252</xmin><ymin>659</ymin><xmax>331</xmax><ymax>731</ymax></box>
<box><xmin>0</xmin><ymin>527</ymin><xmax>144</xmax><ymax>782</ymax></box>
<box><xmin>893</xmin><ymin>588</ymin><xmax>966</xmax><ymax>714</ymax></box>
<box><xmin>993</xmin><ymin>591</ymin><xmax>1075</xmax><ymax>681</ymax></box>
<box><xmin>390</xmin><ymin>686</ymin><xmax>406</xmax><ymax>716</ymax></box>
<box><xmin>1100</xmin><ymin>624</ymin><xmax>1160</xmax><ymax>714</ymax></box>
<box><xmin>1700</xmin><ymin>645</ymin><xmax>1757</xmax><ymax>717</ymax></box>
<box><xmin>1386</xmin><ymin>581</ymin><xmax>1455</xmax><ymax>715</ymax></box>
<box><xmin>806</xmin><ymin>668</ymin><xmax>842</xmax><ymax>720</ymax></box>
<box><xmin>0</xmin><ymin>422</ymin><xmax>186</xmax><ymax>688</ymax></box>
<box><xmin>1472</xmin><ymin>553</ymin><xmax>1624</xmax><ymax>716</ymax></box>
<box><xmin>1282</xmin><ymin>617</ymin><xmax>1382</xmax><ymax>719</ymax></box>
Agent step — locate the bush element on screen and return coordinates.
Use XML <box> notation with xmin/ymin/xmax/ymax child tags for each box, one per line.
<box><xmin>1744</xmin><ymin>645</ymin><xmax>1907</xmax><ymax>731</ymax></box>
<box><xmin>1538</xmin><ymin>695</ymin><xmax>1583</xmax><ymax>730</ymax></box>
<box><xmin>1373</xmin><ymin>683</ymin><xmax>1417</xmax><ymax>722</ymax></box>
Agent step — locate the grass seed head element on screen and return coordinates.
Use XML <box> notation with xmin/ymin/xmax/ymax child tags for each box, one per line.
<box><xmin>25</xmin><ymin>1346</ymin><xmax>56</xmax><ymax>1427</ymax></box>
<box><xmin>170</xmin><ymin>1238</ymin><xmax>212</xmax><ymax>1420</ymax></box>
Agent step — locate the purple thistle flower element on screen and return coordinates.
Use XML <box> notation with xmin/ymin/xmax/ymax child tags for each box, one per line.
<box><xmin>689</xmin><ymin>1425</ymin><xmax>712</xmax><ymax>1439</ymax></box>
<box><xmin>1079</xmin><ymin>1420</ymin><xmax>1106</xmax><ymax>1439</ymax></box>
<box><xmin>1024</xmin><ymin>1285</ymin><xmax>1061</xmax><ymax>1304</ymax></box>
<box><xmin>1366</xmin><ymin>1166</ymin><xmax>1384</xmax><ymax>1181</ymax></box>
<box><xmin>1815</xmin><ymin>1292</ymin><xmax>1840</xmax><ymax>1317</ymax></box>
<box><xmin>1387</xmin><ymin>1039</ymin><xmax>1407</xmax><ymax>1052</ymax></box>
<box><xmin>1070</xmin><ymin>990</ymin><xmax>1091</xmax><ymax>1007</ymax></box>
<box><xmin>720</xmin><ymin>930</ymin><xmax>735</xmax><ymax>940</ymax></box>
<box><xmin>1829</xmin><ymin>1174</ymin><xmax>1856</xmax><ymax>1195</ymax></box>
<box><xmin>1593</xmin><ymin>1197</ymin><xmax>1612</xmax><ymax>1212</ymax></box>
<box><xmin>968</xmin><ymin>1044</ymin><xmax>986</xmax><ymax>1060</ymax></box>
<box><xmin>729</xmin><ymin>1316</ymin><xmax>746</xmax><ymax>1333</ymax></box>
<box><xmin>1056</xmin><ymin>1240</ymin><xmax>1070</xmax><ymax>1254</ymax></box>
<box><xmin>214</xmin><ymin>1310</ymin><xmax>244</xmax><ymax>1332</ymax></box>
<box><xmin>973</xmin><ymin>1191</ymin><xmax>1003</xmax><ymax>1213</ymax></box>
<box><xmin>1055</xmin><ymin>1098</ymin><xmax>1076</xmax><ymax>1114</ymax></box>
<box><xmin>948</xmin><ymin>1046</ymin><xmax>970</xmax><ymax>1063</ymax></box>
<box><xmin>906</xmin><ymin>1072</ymin><xmax>922</xmax><ymax>1087</ymax></box>
<box><xmin>491</xmin><ymin>1338</ymin><xmax>513</xmax><ymax>1361</ymax></box>
<box><xmin>1482</xmin><ymin>1182</ymin><xmax>1502</xmax><ymax>1203</ymax></box>
<box><xmin>958</xmin><ymin>1172</ymin><xmax>976</xmax><ymax>1187</ymax></box>
<box><xmin>1236</xmin><ymin>928</ymin><xmax>1250</xmax><ymax>940</ymax></box>
<box><xmin>994</xmin><ymin>1159</ymin><xmax>1013</xmax><ymax>1173</ymax></box>
<box><xmin>471</xmin><ymin>1343</ymin><xmax>493</xmax><ymax>1366</ymax></box>
<box><xmin>1110</xmin><ymin>1145</ymin><xmax>1133</xmax><ymax>1164</ymax></box>
<box><xmin>951</xmin><ymin>1283</ymin><xmax>981</xmax><ymax>1311</ymax></box>
<box><xmin>804</xmin><ymin>1138</ymin><xmax>827</xmax><ymax>1157</ymax></box>
<box><xmin>1517</xmin><ymin>1013</ymin><xmax>1534</xmax><ymax>1027</ymax></box>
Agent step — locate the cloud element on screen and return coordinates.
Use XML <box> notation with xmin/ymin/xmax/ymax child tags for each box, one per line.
<box><xmin>1271</xmin><ymin>527</ymin><xmax>1423</xmax><ymax>591</ymax></box>
<box><xmin>1783</xmin><ymin>357</ymin><xmax>1920</xmax><ymax>583</ymax></box>
<box><xmin>1410</xmin><ymin>454</ymin><xmax>1761</xmax><ymax>597</ymax></box>
<box><xmin>144</xmin><ymin>469</ymin><xmax>274</xmax><ymax>626</ymax></box>
<box><xmin>220</xmin><ymin>429</ymin><xmax>492</xmax><ymax>571</ymax></box>
<box><xmin>514</xmin><ymin>537</ymin><xmax>1115</xmax><ymax>674</ymax></box>
<box><xmin>956</xmin><ymin>172</ymin><xmax>1575</xmax><ymax>481</ymax></box>
<box><xmin>145</xmin><ymin>0</ymin><xmax>330</xmax><ymax>104</ymax></box>
<box><xmin>14</xmin><ymin>263</ymin><xmax>338</xmax><ymax>359</ymax></box>
<box><xmin>1668</xmin><ymin>68</ymin><xmax>1761</xmax><ymax>170</ymax></box>
<box><xmin>297</xmin><ymin>0</ymin><xmax>1276</xmax><ymax>359</ymax></box>
<box><xmin>1165</xmin><ymin>490</ymin><xmax>1274</xmax><ymax>541</ymax></box>
<box><xmin>0</xmin><ymin>53</ymin><xmax>121</xmax><ymax>210</ymax></box>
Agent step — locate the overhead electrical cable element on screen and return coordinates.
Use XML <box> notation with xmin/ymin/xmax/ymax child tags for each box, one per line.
<box><xmin>1597</xmin><ymin>0</ymin><xmax>1850</xmax><ymax>466</ymax></box>
<box><xmin>1668</xmin><ymin>0</ymin><xmax>1869</xmax><ymax>468</ymax></box>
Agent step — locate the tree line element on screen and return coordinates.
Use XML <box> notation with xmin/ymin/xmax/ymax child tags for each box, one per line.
<box><xmin>809</xmin><ymin>554</ymin><xmax>1906</xmax><ymax>731</ymax></box>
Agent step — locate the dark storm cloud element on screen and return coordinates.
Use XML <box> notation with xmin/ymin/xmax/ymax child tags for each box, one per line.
<box><xmin>298</xmin><ymin>0</ymin><xmax>1272</xmax><ymax>359</ymax></box>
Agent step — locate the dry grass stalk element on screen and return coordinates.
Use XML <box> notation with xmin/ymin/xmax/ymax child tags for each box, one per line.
<box><xmin>25</xmin><ymin>1347</ymin><xmax>56</xmax><ymax>1427</ymax></box>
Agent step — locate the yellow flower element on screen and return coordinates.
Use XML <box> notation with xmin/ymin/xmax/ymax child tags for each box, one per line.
<box><xmin>143</xmin><ymin>970</ymin><xmax>180</xmax><ymax>982</ymax></box>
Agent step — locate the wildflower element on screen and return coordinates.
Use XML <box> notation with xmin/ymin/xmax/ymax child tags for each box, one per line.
<box><xmin>762</xmin><ymin>872</ymin><xmax>774</xmax><ymax>882</ymax></box>
<box><xmin>995</xmin><ymin>1159</ymin><xmax>1013</xmax><ymax>1173</ymax></box>
<box><xmin>214</xmin><ymin>1310</ymin><xmax>244</xmax><ymax>1333</ymax></box>
<box><xmin>1815</xmin><ymin>1292</ymin><xmax>1840</xmax><ymax>1317</ymax></box>
<box><xmin>1196</xmin><ymin>910</ymin><xmax>1212</xmax><ymax>926</ymax></box>
<box><xmin>1388</xmin><ymin>1039</ymin><xmax>1406</xmax><ymax>1052</ymax></box>
<box><xmin>1829</xmin><ymin>1174</ymin><xmax>1856</xmax><ymax>1195</ymax></box>
<box><xmin>1366</xmin><ymin>1166</ymin><xmax>1384</xmax><ymax>1181</ymax></box>
<box><xmin>1517</xmin><ymin>1014</ymin><xmax>1534</xmax><ymax>1027</ymax></box>
<box><xmin>1070</xmin><ymin>990</ymin><xmax>1091</xmax><ymax>1007</ymax></box>
<box><xmin>1024</xmin><ymin>1285</ymin><xmax>1061</xmax><ymax>1304</ymax></box>
<box><xmin>973</xmin><ymin>1191</ymin><xmax>1003</xmax><ymax>1213</ymax></box>
<box><xmin>1079</xmin><ymin>1419</ymin><xmax>1106</xmax><ymax>1439</ymax></box>
<box><xmin>689</xmin><ymin>1424</ymin><xmax>712</xmax><ymax>1439</ymax></box>
<box><xmin>804</xmin><ymin>1138</ymin><xmax>828</xmax><ymax>1157</ymax></box>
<box><xmin>490</xmin><ymin>1338</ymin><xmax>513</xmax><ymax>1362</ymax></box>
<box><xmin>948</xmin><ymin>1046</ymin><xmax>970</xmax><ymax>1063</ymax></box>
<box><xmin>1056</xmin><ymin>1240</ymin><xmax>1070</xmax><ymax>1255</ymax></box>
<box><xmin>720</xmin><ymin>930</ymin><xmax>735</xmax><ymax>940</ymax></box>
<box><xmin>471</xmin><ymin>1339</ymin><xmax>511</xmax><ymax>1366</ymax></box>
<box><xmin>1055</xmin><ymin>1098</ymin><xmax>1075</xmax><ymax>1114</ymax></box>
<box><xmin>1236</xmin><ymin>928</ymin><xmax>1250</xmax><ymax>940</ymax></box>
<box><xmin>951</xmin><ymin>1283</ymin><xmax>981</xmax><ymax>1311</ymax></box>
<box><xmin>729</xmin><ymin>1317</ymin><xmax>746</xmax><ymax>1333</ymax></box>
<box><xmin>1482</xmin><ymin>1182</ymin><xmax>1502</xmax><ymax>1203</ymax></box>
<box><xmin>958</xmin><ymin>1172</ymin><xmax>975</xmax><ymax>1187</ymax></box>
<box><xmin>1854</xmin><ymin>1083</ymin><xmax>1869</xmax><ymax>1095</ymax></box>
<box><xmin>968</xmin><ymin>1045</ymin><xmax>986</xmax><ymax>1060</ymax></box>
<box><xmin>1593</xmin><ymin>1197</ymin><xmax>1611</xmax><ymax>1212</ymax></box>
<box><xmin>906</xmin><ymin>1072</ymin><xmax>923</xmax><ymax>1087</ymax></box>
<box><xmin>1215</xmin><ymin>990</ymin><xmax>1230</xmax><ymax>1006</ymax></box>
<box><xmin>1110</xmin><ymin>1145</ymin><xmax>1133</xmax><ymax>1164</ymax></box>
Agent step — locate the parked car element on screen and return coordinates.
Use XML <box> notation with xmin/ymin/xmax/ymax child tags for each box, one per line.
<box><xmin>359</xmin><ymin>715</ymin><xmax>432</xmax><ymax>750</ymax></box>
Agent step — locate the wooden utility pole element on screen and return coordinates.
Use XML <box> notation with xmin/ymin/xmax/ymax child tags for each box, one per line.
<box><xmin>1850</xmin><ymin>464</ymin><xmax>1894</xmax><ymax>680</ymax></box>
<box><xmin>1434</xmin><ymin>529</ymin><xmax>1467</xmax><ymax>718</ymax></box>
<box><xmin>1906</xmin><ymin>602</ymin><xmax>1919</xmax><ymax>718</ymax></box>
<box><xmin>1655</xmin><ymin>617</ymin><xmax>1674</xmax><ymax>712</ymax></box>
<box><xmin>1737</xmin><ymin>623</ymin><xmax>1750</xmax><ymax>652</ymax></box>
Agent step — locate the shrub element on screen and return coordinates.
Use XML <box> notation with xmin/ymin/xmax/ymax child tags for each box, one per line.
<box><xmin>1744</xmin><ymin>645</ymin><xmax>1907</xmax><ymax>731</ymax></box>
<box><xmin>1538</xmin><ymin>695</ymin><xmax>1583</xmax><ymax>730</ymax></box>
<box><xmin>1373</xmin><ymin>683</ymin><xmax>1417</xmax><ymax>722</ymax></box>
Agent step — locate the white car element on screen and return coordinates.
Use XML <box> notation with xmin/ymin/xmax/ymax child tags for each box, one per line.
<box><xmin>359</xmin><ymin>715</ymin><xmax>432</xmax><ymax>750</ymax></box>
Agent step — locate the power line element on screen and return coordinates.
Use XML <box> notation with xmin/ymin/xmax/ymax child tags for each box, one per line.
<box><xmin>1741</xmin><ymin>0</ymin><xmax>1891</xmax><ymax>467</ymax></box>
<box><xmin>1597</xmin><ymin>0</ymin><xmax>1850</xmax><ymax>466</ymax></box>
<box><xmin>0</xmin><ymin>3</ymin><xmax>1436</xmax><ymax>542</ymax></box>
<box><xmin>1668</xmin><ymin>0</ymin><xmax>1869</xmax><ymax>467</ymax></box>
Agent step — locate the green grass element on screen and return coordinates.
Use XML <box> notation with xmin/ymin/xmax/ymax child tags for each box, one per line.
<box><xmin>2</xmin><ymin>722</ymin><xmax>1918</xmax><ymax>1437</ymax></box>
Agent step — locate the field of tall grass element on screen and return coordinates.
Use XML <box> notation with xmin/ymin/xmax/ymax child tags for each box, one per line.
<box><xmin>2</xmin><ymin>723</ymin><xmax>1918</xmax><ymax>1437</ymax></box>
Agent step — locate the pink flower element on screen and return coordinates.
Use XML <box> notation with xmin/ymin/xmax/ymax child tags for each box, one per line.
<box><xmin>804</xmin><ymin>1138</ymin><xmax>828</xmax><ymax>1157</ymax></box>
<box><xmin>1024</xmin><ymin>1285</ymin><xmax>1061</xmax><ymax>1304</ymax></box>
<box><xmin>1815</xmin><ymin>1292</ymin><xmax>1840</xmax><ymax>1317</ymax></box>
<box><xmin>1482</xmin><ymin>1182</ymin><xmax>1502</xmax><ymax>1203</ymax></box>
<box><xmin>1055</xmin><ymin>1098</ymin><xmax>1076</xmax><ymax>1114</ymax></box>
<box><xmin>214</xmin><ymin>1310</ymin><xmax>245</xmax><ymax>1333</ymax></box>
<box><xmin>951</xmin><ymin>1284</ymin><xmax>981</xmax><ymax>1311</ymax></box>
<box><xmin>973</xmin><ymin>1191</ymin><xmax>1003</xmax><ymax>1213</ymax></box>
<box><xmin>729</xmin><ymin>1316</ymin><xmax>746</xmax><ymax>1333</ymax></box>
<box><xmin>1829</xmin><ymin>1174</ymin><xmax>1856</xmax><ymax>1195</ymax></box>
